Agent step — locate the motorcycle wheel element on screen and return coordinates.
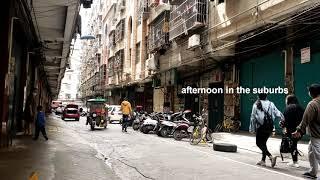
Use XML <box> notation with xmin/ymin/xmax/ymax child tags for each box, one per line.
<box><xmin>141</xmin><ymin>126</ymin><xmax>149</xmax><ymax>134</ymax></box>
<box><xmin>160</xmin><ymin>127</ymin><xmax>169</xmax><ymax>137</ymax></box>
<box><xmin>133</xmin><ymin>124</ymin><xmax>139</xmax><ymax>131</ymax></box>
<box><xmin>173</xmin><ymin>130</ymin><xmax>183</xmax><ymax>141</ymax></box>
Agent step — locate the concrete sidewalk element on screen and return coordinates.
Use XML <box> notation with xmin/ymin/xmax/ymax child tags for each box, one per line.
<box><xmin>212</xmin><ymin>132</ymin><xmax>309</xmax><ymax>161</ymax></box>
<box><xmin>0</xmin><ymin>115</ymin><xmax>119</xmax><ymax>180</ymax></box>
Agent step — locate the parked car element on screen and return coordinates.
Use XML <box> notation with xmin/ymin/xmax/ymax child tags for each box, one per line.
<box><xmin>55</xmin><ymin>105</ymin><xmax>64</xmax><ymax>115</ymax></box>
<box><xmin>62</xmin><ymin>104</ymin><xmax>80</xmax><ymax>121</ymax></box>
<box><xmin>108</xmin><ymin>105</ymin><xmax>122</xmax><ymax>123</ymax></box>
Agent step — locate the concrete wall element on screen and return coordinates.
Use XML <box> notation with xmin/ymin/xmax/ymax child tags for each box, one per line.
<box><xmin>209</xmin><ymin>0</ymin><xmax>314</xmax><ymax>45</ymax></box>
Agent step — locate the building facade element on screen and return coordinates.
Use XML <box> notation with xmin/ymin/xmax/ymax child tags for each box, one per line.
<box><xmin>80</xmin><ymin>0</ymin><xmax>320</xmax><ymax>133</ymax></box>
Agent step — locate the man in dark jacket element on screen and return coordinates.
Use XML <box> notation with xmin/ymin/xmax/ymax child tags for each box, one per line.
<box><xmin>33</xmin><ymin>106</ymin><xmax>48</xmax><ymax>141</ymax></box>
<box><xmin>293</xmin><ymin>84</ymin><xmax>320</xmax><ymax>178</ymax></box>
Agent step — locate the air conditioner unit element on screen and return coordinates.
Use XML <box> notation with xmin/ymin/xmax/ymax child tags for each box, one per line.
<box><xmin>188</xmin><ymin>34</ymin><xmax>201</xmax><ymax>50</ymax></box>
<box><xmin>147</xmin><ymin>55</ymin><xmax>158</xmax><ymax>70</ymax></box>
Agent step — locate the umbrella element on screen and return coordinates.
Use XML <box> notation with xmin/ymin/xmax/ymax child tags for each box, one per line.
<box><xmin>80</xmin><ymin>35</ymin><xmax>95</xmax><ymax>40</ymax></box>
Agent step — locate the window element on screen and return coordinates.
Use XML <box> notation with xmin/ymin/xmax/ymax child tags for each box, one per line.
<box><xmin>136</xmin><ymin>43</ymin><xmax>140</xmax><ymax>64</ymax></box>
<box><xmin>109</xmin><ymin>30</ymin><xmax>115</xmax><ymax>48</ymax></box>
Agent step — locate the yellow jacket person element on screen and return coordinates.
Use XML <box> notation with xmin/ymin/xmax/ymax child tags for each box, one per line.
<box><xmin>121</xmin><ymin>99</ymin><xmax>132</xmax><ymax>115</ymax></box>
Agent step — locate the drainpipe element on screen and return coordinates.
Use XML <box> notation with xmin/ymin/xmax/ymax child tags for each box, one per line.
<box><xmin>140</xmin><ymin>19</ymin><xmax>147</xmax><ymax>80</ymax></box>
<box><xmin>7</xmin><ymin>17</ymin><xmax>19</xmax><ymax>86</ymax></box>
<box><xmin>131</xmin><ymin>0</ymin><xmax>138</xmax><ymax>81</ymax></box>
<box><xmin>283</xmin><ymin>49</ymin><xmax>287</xmax><ymax>76</ymax></box>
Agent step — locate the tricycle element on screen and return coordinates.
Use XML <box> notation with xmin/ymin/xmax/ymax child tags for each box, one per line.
<box><xmin>86</xmin><ymin>98</ymin><xmax>108</xmax><ymax>130</ymax></box>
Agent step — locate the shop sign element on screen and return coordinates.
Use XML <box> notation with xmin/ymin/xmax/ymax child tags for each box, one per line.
<box><xmin>301</xmin><ymin>47</ymin><xmax>310</xmax><ymax>64</ymax></box>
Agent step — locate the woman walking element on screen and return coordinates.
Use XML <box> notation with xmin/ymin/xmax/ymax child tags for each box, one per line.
<box><xmin>250</xmin><ymin>93</ymin><xmax>284</xmax><ymax>167</ymax></box>
<box><xmin>280</xmin><ymin>95</ymin><xmax>304</xmax><ymax>167</ymax></box>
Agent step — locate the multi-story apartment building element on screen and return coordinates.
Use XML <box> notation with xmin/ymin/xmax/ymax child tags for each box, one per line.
<box><xmin>80</xmin><ymin>0</ymin><xmax>320</xmax><ymax>133</ymax></box>
<box><xmin>80</xmin><ymin>0</ymin><xmax>106</xmax><ymax>100</ymax></box>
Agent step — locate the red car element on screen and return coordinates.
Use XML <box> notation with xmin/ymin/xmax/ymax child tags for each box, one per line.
<box><xmin>62</xmin><ymin>104</ymin><xmax>80</xmax><ymax>121</ymax></box>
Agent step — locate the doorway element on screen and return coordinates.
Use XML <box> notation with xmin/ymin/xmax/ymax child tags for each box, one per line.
<box><xmin>208</xmin><ymin>82</ymin><xmax>224</xmax><ymax>131</ymax></box>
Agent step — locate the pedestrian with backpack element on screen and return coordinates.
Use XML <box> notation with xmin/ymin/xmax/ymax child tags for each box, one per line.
<box><xmin>279</xmin><ymin>95</ymin><xmax>304</xmax><ymax>168</ymax></box>
<box><xmin>250</xmin><ymin>93</ymin><xmax>284</xmax><ymax>167</ymax></box>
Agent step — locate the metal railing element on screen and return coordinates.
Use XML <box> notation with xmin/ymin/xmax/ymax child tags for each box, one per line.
<box><xmin>169</xmin><ymin>0</ymin><xmax>207</xmax><ymax>41</ymax></box>
<box><xmin>114</xmin><ymin>49</ymin><xmax>124</xmax><ymax>72</ymax></box>
<box><xmin>149</xmin><ymin>11</ymin><xmax>170</xmax><ymax>52</ymax></box>
<box><xmin>115</xmin><ymin>19</ymin><xmax>125</xmax><ymax>43</ymax></box>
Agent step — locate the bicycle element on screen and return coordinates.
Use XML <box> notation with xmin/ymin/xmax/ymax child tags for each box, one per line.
<box><xmin>189</xmin><ymin>113</ymin><xmax>213</xmax><ymax>145</ymax></box>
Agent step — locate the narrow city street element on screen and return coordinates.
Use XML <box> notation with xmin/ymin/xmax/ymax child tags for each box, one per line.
<box><xmin>42</xmin><ymin>114</ymin><xmax>310</xmax><ymax>180</ymax></box>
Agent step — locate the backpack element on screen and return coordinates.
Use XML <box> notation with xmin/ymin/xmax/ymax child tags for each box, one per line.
<box><xmin>259</xmin><ymin>102</ymin><xmax>274</xmax><ymax>133</ymax></box>
<box><xmin>280</xmin><ymin>134</ymin><xmax>293</xmax><ymax>161</ymax></box>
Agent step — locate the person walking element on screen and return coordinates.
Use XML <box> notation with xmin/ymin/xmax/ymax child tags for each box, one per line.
<box><xmin>120</xmin><ymin>97</ymin><xmax>132</xmax><ymax>132</ymax></box>
<box><xmin>292</xmin><ymin>84</ymin><xmax>320</xmax><ymax>179</ymax></box>
<box><xmin>280</xmin><ymin>95</ymin><xmax>304</xmax><ymax>168</ymax></box>
<box><xmin>33</xmin><ymin>105</ymin><xmax>48</xmax><ymax>141</ymax></box>
<box><xmin>250</xmin><ymin>93</ymin><xmax>284</xmax><ymax>167</ymax></box>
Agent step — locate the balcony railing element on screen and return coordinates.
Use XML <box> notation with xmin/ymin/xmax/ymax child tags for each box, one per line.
<box><xmin>138</xmin><ymin>0</ymin><xmax>149</xmax><ymax>23</ymax></box>
<box><xmin>169</xmin><ymin>0</ymin><xmax>207</xmax><ymax>41</ymax></box>
<box><xmin>149</xmin><ymin>11</ymin><xmax>170</xmax><ymax>53</ymax></box>
<box><xmin>114</xmin><ymin>49</ymin><xmax>124</xmax><ymax>72</ymax></box>
<box><xmin>115</xmin><ymin>19</ymin><xmax>125</xmax><ymax>43</ymax></box>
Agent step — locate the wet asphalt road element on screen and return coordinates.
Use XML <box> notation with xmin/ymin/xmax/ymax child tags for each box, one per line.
<box><xmin>54</xmin><ymin>115</ymin><xmax>313</xmax><ymax>180</ymax></box>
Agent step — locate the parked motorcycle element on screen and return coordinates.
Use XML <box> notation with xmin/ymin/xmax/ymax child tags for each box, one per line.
<box><xmin>157</xmin><ymin>120</ymin><xmax>177</xmax><ymax>137</ymax></box>
<box><xmin>173</xmin><ymin>119</ymin><xmax>193</xmax><ymax>141</ymax></box>
<box><xmin>139</xmin><ymin>112</ymin><xmax>162</xmax><ymax>134</ymax></box>
<box><xmin>132</xmin><ymin>111</ymin><xmax>146</xmax><ymax>130</ymax></box>
<box><xmin>156</xmin><ymin>110</ymin><xmax>191</xmax><ymax>137</ymax></box>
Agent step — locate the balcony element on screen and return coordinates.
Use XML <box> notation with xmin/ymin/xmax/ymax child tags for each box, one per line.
<box><xmin>148</xmin><ymin>11</ymin><xmax>170</xmax><ymax>53</ymax></box>
<box><xmin>114</xmin><ymin>49</ymin><xmax>124</xmax><ymax>72</ymax></box>
<box><xmin>138</xmin><ymin>0</ymin><xmax>150</xmax><ymax>21</ymax></box>
<box><xmin>169</xmin><ymin>0</ymin><xmax>207</xmax><ymax>41</ymax></box>
<box><xmin>115</xmin><ymin>19</ymin><xmax>125</xmax><ymax>44</ymax></box>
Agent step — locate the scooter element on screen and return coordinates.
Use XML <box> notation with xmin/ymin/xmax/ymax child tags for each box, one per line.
<box><xmin>157</xmin><ymin>109</ymin><xmax>190</xmax><ymax>138</ymax></box>
<box><xmin>173</xmin><ymin>119</ymin><xmax>193</xmax><ymax>141</ymax></box>
<box><xmin>132</xmin><ymin>111</ymin><xmax>146</xmax><ymax>130</ymax></box>
<box><xmin>157</xmin><ymin>120</ymin><xmax>177</xmax><ymax>137</ymax></box>
<box><xmin>139</xmin><ymin>112</ymin><xmax>161</xmax><ymax>134</ymax></box>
